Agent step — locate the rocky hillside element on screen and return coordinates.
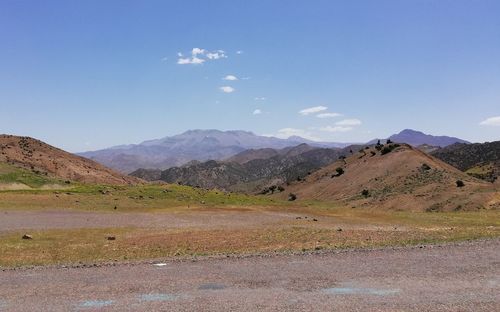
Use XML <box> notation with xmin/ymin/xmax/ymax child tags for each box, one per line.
<box><xmin>131</xmin><ymin>144</ymin><xmax>346</xmax><ymax>193</ymax></box>
<box><xmin>280</xmin><ymin>143</ymin><xmax>498</xmax><ymax>211</ymax></box>
<box><xmin>0</xmin><ymin>135</ymin><xmax>140</xmax><ymax>185</ymax></box>
<box><xmin>431</xmin><ymin>141</ymin><xmax>500</xmax><ymax>183</ymax></box>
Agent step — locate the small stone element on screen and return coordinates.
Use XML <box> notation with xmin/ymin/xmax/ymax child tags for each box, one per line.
<box><xmin>22</xmin><ymin>234</ymin><xmax>32</xmax><ymax>240</ymax></box>
<box><xmin>106</xmin><ymin>236</ymin><xmax>116</xmax><ymax>241</ymax></box>
<box><xmin>313</xmin><ymin>218</ymin><xmax>318</xmax><ymax>222</ymax></box>
<box><xmin>336</xmin><ymin>228</ymin><xmax>343</xmax><ymax>232</ymax></box>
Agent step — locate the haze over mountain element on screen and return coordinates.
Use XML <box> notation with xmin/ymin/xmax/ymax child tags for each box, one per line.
<box><xmin>79</xmin><ymin>130</ymin><xmax>350</xmax><ymax>173</ymax></box>
<box><xmin>370</xmin><ymin>129</ymin><xmax>469</xmax><ymax>147</ymax></box>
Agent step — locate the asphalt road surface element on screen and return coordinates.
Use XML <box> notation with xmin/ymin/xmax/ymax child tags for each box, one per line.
<box><xmin>1</xmin><ymin>239</ymin><xmax>499</xmax><ymax>311</ymax></box>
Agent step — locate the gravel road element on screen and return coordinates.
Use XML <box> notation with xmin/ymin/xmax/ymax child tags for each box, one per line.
<box><xmin>0</xmin><ymin>239</ymin><xmax>498</xmax><ymax>311</ymax></box>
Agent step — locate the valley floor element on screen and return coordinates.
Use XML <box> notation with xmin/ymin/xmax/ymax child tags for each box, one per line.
<box><xmin>0</xmin><ymin>239</ymin><xmax>499</xmax><ymax>311</ymax></box>
<box><xmin>0</xmin><ymin>184</ymin><xmax>499</xmax><ymax>267</ymax></box>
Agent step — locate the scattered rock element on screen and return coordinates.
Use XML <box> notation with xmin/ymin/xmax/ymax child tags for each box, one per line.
<box><xmin>106</xmin><ymin>236</ymin><xmax>116</xmax><ymax>241</ymax></box>
<box><xmin>22</xmin><ymin>234</ymin><xmax>32</xmax><ymax>240</ymax></box>
<box><xmin>336</xmin><ymin>228</ymin><xmax>343</xmax><ymax>232</ymax></box>
<box><xmin>313</xmin><ymin>218</ymin><xmax>318</xmax><ymax>222</ymax></box>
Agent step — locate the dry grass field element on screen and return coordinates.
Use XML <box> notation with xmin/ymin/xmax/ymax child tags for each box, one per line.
<box><xmin>1</xmin><ymin>184</ymin><xmax>498</xmax><ymax>267</ymax></box>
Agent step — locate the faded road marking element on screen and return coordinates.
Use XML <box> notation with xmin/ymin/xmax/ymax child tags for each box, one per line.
<box><xmin>323</xmin><ymin>287</ymin><xmax>399</xmax><ymax>296</ymax></box>
<box><xmin>139</xmin><ymin>293</ymin><xmax>177</xmax><ymax>302</ymax></box>
<box><xmin>198</xmin><ymin>283</ymin><xmax>226</xmax><ymax>290</ymax></box>
<box><xmin>77</xmin><ymin>300</ymin><xmax>114</xmax><ymax>308</ymax></box>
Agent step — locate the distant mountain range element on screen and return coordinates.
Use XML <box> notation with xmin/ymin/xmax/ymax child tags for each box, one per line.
<box><xmin>369</xmin><ymin>129</ymin><xmax>469</xmax><ymax>147</ymax></box>
<box><xmin>131</xmin><ymin>144</ymin><xmax>352</xmax><ymax>193</ymax></box>
<box><xmin>79</xmin><ymin>128</ymin><xmax>470</xmax><ymax>173</ymax></box>
<box><xmin>79</xmin><ymin>130</ymin><xmax>350</xmax><ymax>173</ymax></box>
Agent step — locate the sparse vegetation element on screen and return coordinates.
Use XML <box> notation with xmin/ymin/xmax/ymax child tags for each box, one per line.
<box><xmin>456</xmin><ymin>180</ymin><xmax>465</xmax><ymax>188</ymax></box>
<box><xmin>361</xmin><ymin>189</ymin><xmax>370</xmax><ymax>197</ymax></box>
<box><xmin>381</xmin><ymin>144</ymin><xmax>400</xmax><ymax>155</ymax></box>
<box><xmin>288</xmin><ymin>193</ymin><xmax>297</xmax><ymax>201</ymax></box>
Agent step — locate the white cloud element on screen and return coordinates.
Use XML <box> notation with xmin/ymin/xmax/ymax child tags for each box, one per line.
<box><xmin>253</xmin><ymin>109</ymin><xmax>262</xmax><ymax>115</ymax></box>
<box><xmin>191</xmin><ymin>48</ymin><xmax>205</xmax><ymax>55</ymax></box>
<box><xmin>206</xmin><ymin>50</ymin><xmax>227</xmax><ymax>60</ymax></box>
<box><xmin>177</xmin><ymin>57</ymin><xmax>205</xmax><ymax>65</ymax></box>
<box><xmin>236</xmin><ymin>50</ymin><xmax>243</xmax><ymax>54</ymax></box>
<box><xmin>320</xmin><ymin>126</ymin><xmax>353</xmax><ymax>132</ymax></box>
<box><xmin>161</xmin><ymin>56</ymin><xmax>168</xmax><ymax>62</ymax></box>
<box><xmin>275</xmin><ymin>128</ymin><xmax>320</xmax><ymax>141</ymax></box>
<box><xmin>336</xmin><ymin>118</ymin><xmax>362</xmax><ymax>126</ymax></box>
<box><xmin>254</xmin><ymin>97</ymin><xmax>266</xmax><ymax>101</ymax></box>
<box><xmin>223</xmin><ymin>75</ymin><xmax>238</xmax><ymax>81</ymax></box>
<box><xmin>220</xmin><ymin>86</ymin><xmax>235</xmax><ymax>93</ymax></box>
<box><xmin>316</xmin><ymin>112</ymin><xmax>341</xmax><ymax>118</ymax></box>
<box><xmin>299</xmin><ymin>106</ymin><xmax>328</xmax><ymax>116</ymax></box>
<box><xmin>177</xmin><ymin>48</ymin><xmax>227</xmax><ymax>65</ymax></box>
<box><xmin>479</xmin><ymin>116</ymin><xmax>500</xmax><ymax>126</ymax></box>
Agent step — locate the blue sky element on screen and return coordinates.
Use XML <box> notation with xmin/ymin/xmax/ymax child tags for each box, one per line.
<box><xmin>1</xmin><ymin>0</ymin><xmax>499</xmax><ymax>152</ymax></box>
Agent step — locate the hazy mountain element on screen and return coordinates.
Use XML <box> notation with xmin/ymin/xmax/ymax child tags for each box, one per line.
<box><xmin>131</xmin><ymin>144</ymin><xmax>347</xmax><ymax>193</ymax></box>
<box><xmin>79</xmin><ymin>130</ymin><xmax>350</xmax><ymax>173</ymax></box>
<box><xmin>431</xmin><ymin>141</ymin><xmax>500</xmax><ymax>183</ymax></box>
<box><xmin>369</xmin><ymin>129</ymin><xmax>469</xmax><ymax>147</ymax></box>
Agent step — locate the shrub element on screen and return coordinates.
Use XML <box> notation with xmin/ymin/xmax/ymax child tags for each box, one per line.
<box><xmin>335</xmin><ymin>167</ymin><xmax>344</xmax><ymax>176</ymax></box>
<box><xmin>370</xmin><ymin>151</ymin><xmax>376</xmax><ymax>157</ymax></box>
<box><xmin>421</xmin><ymin>163</ymin><xmax>431</xmax><ymax>171</ymax></box>
<box><xmin>361</xmin><ymin>189</ymin><xmax>370</xmax><ymax>197</ymax></box>
<box><xmin>288</xmin><ymin>193</ymin><xmax>297</xmax><ymax>201</ymax></box>
<box><xmin>277</xmin><ymin>186</ymin><xmax>285</xmax><ymax>192</ymax></box>
<box><xmin>456</xmin><ymin>180</ymin><xmax>465</xmax><ymax>187</ymax></box>
<box><xmin>381</xmin><ymin>144</ymin><xmax>400</xmax><ymax>155</ymax></box>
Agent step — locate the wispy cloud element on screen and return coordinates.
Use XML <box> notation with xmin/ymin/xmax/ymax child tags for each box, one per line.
<box><xmin>177</xmin><ymin>56</ymin><xmax>205</xmax><ymax>65</ymax></box>
<box><xmin>253</xmin><ymin>109</ymin><xmax>262</xmax><ymax>115</ymax></box>
<box><xmin>254</xmin><ymin>97</ymin><xmax>266</xmax><ymax>101</ymax></box>
<box><xmin>479</xmin><ymin>116</ymin><xmax>500</xmax><ymax>126</ymax></box>
<box><xmin>236</xmin><ymin>50</ymin><xmax>243</xmax><ymax>54</ymax></box>
<box><xmin>177</xmin><ymin>48</ymin><xmax>227</xmax><ymax>65</ymax></box>
<box><xmin>220</xmin><ymin>86</ymin><xmax>235</xmax><ymax>93</ymax></box>
<box><xmin>316</xmin><ymin>112</ymin><xmax>341</xmax><ymax>118</ymax></box>
<box><xmin>299</xmin><ymin>106</ymin><xmax>328</xmax><ymax>116</ymax></box>
<box><xmin>223</xmin><ymin>75</ymin><xmax>238</xmax><ymax>81</ymax></box>
<box><xmin>275</xmin><ymin>128</ymin><xmax>320</xmax><ymax>141</ymax></box>
<box><xmin>320</xmin><ymin>126</ymin><xmax>353</xmax><ymax>132</ymax></box>
<box><xmin>206</xmin><ymin>50</ymin><xmax>227</xmax><ymax>60</ymax></box>
<box><xmin>336</xmin><ymin>118</ymin><xmax>362</xmax><ymax>126</ymax></box>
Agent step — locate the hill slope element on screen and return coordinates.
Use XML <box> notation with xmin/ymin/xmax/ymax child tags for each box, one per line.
<box><xmin>131</xmin><ymin>144</ymin><xmax>344</xmax><ymax>193</ymax></box>
<box><xmin>431</xmin><ymin>141</ymin><xmax>500</xmax><ymax>183</ymax></box>
<box><xmin>79</xmin><ymin>129</ymin><xmax>350</xmax><ymax>173</ymax></box>
<box><xmin>0</xmin><ymin>135</ymin><xmax>140</xmax><ymax>185</ymax></box>
<box><xmin>281</xmin><ymin>144</ymin><xmax>497</xmax><ymax>211</ymax></box>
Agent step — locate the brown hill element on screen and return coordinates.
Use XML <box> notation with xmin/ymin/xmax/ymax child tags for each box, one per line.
<box><xmin>0</xmin><ymin>135</ymin><xmax>141</xmax><ymax>185</ymax></box>
<box><xmin>280</xmin><ymin>144</ymin><xmax>499</xmax><ymax>211</ymax></box>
